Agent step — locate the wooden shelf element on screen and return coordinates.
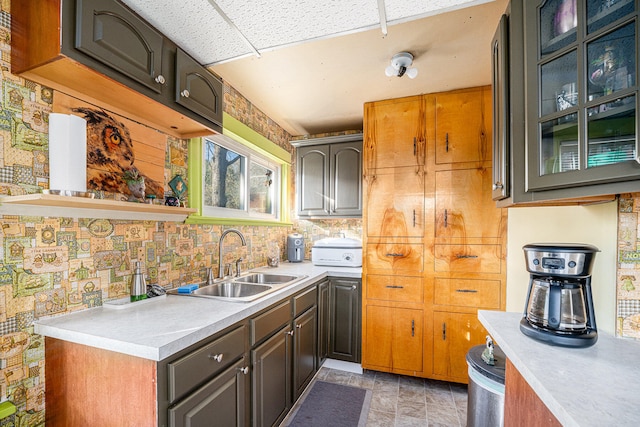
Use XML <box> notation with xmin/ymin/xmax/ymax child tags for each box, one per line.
<box><xmin>0</xmin><ymin>194</ymin><xmax>196</xmax><ymax>222</ymax></box>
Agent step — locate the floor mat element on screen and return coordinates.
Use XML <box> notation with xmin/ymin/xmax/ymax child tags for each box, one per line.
<box><xmin>284</xmin><ymin>381</ymin><xmax>372</xmax><ymax>427</ymax></box>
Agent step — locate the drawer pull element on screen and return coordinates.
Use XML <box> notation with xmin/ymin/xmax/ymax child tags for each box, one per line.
<box><xmin>209</xmin><ymin>353</ymin><xmax>223</xmax><ymax>363</ymax></box>
<box><xmin>456</xmin><ymin>254</ymin><xmax>478</xmax><ymax>259</ymax></box>
<box><xmin>239</xmin><ymin>366</ymin><xmax>249</xmax><ymax>375</ymax></box>
<box><xmin>385</xmin><ymin>285</ymin><xmax>404</xmax><ymax>289</ymax></box>
<box><xmin>413</xmin><ymin>137</ymin><xmax>417</xmax><ymax>155</ymax></box>
<box><xmin>411</xmin><ymin>319</ymin><xmax>415</xmax><ymax>337</ymax></box>
<box><xmin>455</xmin><ymin>289</ymin><xmax>478</xmax><ymax>293</ymax></box>
<box><xmin>385</xmin><ymin>253</ymin><xmax>404</xmax><ymax>257</ymax></box>
<box><xmin>444</xmin><ymin>209</ymin><xmax>448</xmax><ymax>228</ymax></box>
<box><xmin>413</xmin><ymin>209</ymin><xmax>416</xmax><ymax>228</ymax></box>
<box><xmin>442</xmin><ymin>322</ymin><xmax>447</xmax><ymax>340</ymax></box>
<box><xmin>445</xmin><ymin>133</ymin><xmax>449</xmax><ymax>152</ymax></box>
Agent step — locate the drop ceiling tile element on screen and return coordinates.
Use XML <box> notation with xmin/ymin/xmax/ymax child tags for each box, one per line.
<box><xmin>384</xmin><ymin>0</ymin><xmax>491</xmax><ymax>22</ymax></box>
<box><xmin>121</xmin><ymin>0</ymin><xmax>251</xmax><ymax>64</ymax></box>
<box><xmin>216</xmin><ymin>0</ymin><xmax>381</xmax><ymax>50</ymax></box>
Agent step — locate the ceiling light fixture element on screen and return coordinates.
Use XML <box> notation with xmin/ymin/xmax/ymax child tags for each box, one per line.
<box><xmin>385</xmin><ymin>52</ymin><xmax>418</xmax><ymax>79</ymax></box>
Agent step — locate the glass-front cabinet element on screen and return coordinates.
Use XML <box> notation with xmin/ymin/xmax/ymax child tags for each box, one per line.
<box><xmin>525</xmin><ymin>0</ymin><xmax>639</xmax><ymax>191</ymax></box>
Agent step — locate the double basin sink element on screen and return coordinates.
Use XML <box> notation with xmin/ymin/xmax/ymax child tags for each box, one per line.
<box><xmin>167</xmin><ymin>272</ymin><xmax>307</xmax><ymax>302</ymax></box>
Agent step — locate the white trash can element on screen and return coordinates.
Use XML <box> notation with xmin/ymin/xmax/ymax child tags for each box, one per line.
<box><xmin>466</xmin><ymin>343</ymin><xmax>506</xmax><ymax>427</ymax></box>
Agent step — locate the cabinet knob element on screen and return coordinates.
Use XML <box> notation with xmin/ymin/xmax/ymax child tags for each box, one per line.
<box><xmin>296</xmin><ymin>324</ymin><xmax>302</xmax><ymax>329</ymax></box>
<box><xmin>154</xmin><ymin>74</ymin><xmax>166</xmax><ymax>84</ymax></box>
<box><xmin>351</xmin><ymin>285</ymin><xmax>357</xmax><ymax>290</ymax></box>
<box><xmin>239</xmin><ymin>366</ymin><xmax>249</xmax><ymax>375</ymax></box>
<box><xmin>209</xmin><ymin>353</ymin><xmax>223</xmax><ymax>363</ymax></box>
<box><xmin>492</xmin><ymin>182</ymin><xmax>504</xmax><ymax>190</ymax></box>
<box><xmin>286</xmin><ymin>330</ymin><xmax>295</xmax><ymax>336</ymax></box>
<box><xmin>181</xmin><ymin>89</ymin><xmax>190</xmax><ymax>98</ymax></box>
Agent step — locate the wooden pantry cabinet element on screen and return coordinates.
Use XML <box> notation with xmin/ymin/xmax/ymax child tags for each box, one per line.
<box><xmin>362</xmin><ymin>86</ymin><xmax>507</xmax><ymax>384</ymax></box>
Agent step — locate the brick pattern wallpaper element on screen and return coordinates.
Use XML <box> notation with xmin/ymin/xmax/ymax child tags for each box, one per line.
<box><xmin>0</xmin><ymin>1</ymin><xmax>362</xmax><ymax>423</ymax></box>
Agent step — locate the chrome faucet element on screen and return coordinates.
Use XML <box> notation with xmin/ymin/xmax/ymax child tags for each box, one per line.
<box><xmin>218</xmin><ymin>229</ymin><xmax>247</xmax><ymax>278</ymax></box>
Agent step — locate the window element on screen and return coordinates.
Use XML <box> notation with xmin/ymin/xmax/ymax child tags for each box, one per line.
<box><xmin>187</xmin><ymin>113</ymin><xmax>291</xmax><ymax>225</ymax></box>
<box><xmin>202</xmin><ymin>134</ymin><xmax>279</xmax><ymax>219</ymax></box>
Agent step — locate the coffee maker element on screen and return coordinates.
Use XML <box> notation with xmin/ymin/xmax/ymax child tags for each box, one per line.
<box><xmin>521</xmin><ymin>243</ymin><xmax>599</xmax><ymax>348</ymax></box>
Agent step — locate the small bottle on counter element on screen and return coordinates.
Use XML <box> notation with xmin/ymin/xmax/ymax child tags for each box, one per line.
<box><xmin>130</xmin><ymin>261</ymin><xmax>148</xmax><ymax>302</ymax></box>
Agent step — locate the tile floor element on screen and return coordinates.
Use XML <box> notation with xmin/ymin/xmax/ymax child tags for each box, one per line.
<box><xmin>312</xmin><ymin>367</ymin><xmax>469</xmax><ymax>427</ymax></box>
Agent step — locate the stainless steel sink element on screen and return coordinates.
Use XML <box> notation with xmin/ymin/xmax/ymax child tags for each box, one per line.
<box><xmin>193</xmin><ymin>282</ymin><xmax>272</xmax><ymax>298</ymax></box>
<box><xmin>167</xmin><ymin>272</ymin><xmax>307</xmax><ymax>302</ymax></box>
<box><xmin>234</xmin><ymin>273</ymin><xmax>300</xmax><ymax>285</ymax></box>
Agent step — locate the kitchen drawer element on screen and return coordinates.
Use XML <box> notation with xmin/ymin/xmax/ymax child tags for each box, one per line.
<box><xmin>434</xmin><ymin>278</ymin><xmax>501</xmax><ymax>309</ymax></box>
<box><xmin>366</xmin><ymin>275</ymin><xmax>423</xmax><ymax>303</ymax></box>
<box><xmin>251</xmin><ymin>300</ymin><xmax>292</xmax><ymax>346</ymax></box>
<box><xmin>294</xmin><ymin>285</ymin><xmax>317</xmax><ymax>317</ymax></box>
<box><xmin>168</xmin><ymin>324</ymin><xmax>246</xmax><ymax>403</ymax></box>
<box><xmin>366</xmin><ymin>242</ymin><xmax>423</xmax><ymax>274</ymax></box>
<box><xmin>434</xmin><ymin>244</ymin><xmax>502</xmax><ymax>274</ymax></box>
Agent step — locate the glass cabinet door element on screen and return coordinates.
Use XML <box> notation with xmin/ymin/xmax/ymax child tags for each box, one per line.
<box><xmin>526</xmin><ymin>0</ymin><xmax>639</xmax><ymax>191</ymax></box>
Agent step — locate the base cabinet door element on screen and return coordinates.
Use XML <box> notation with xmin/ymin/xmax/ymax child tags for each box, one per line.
<box><xmin>168</xmin><ymin>359</ymin><xmax>249</xmax><ymax>427</ymax></box>
<box><xmin>252</xmin><ymin>326</ymin><xmax>292</xmax><ymax>427</ymax></box>
<box><xmin>433</xmin><ymin>312</ymin><xmax>487</xmax><ymax>382</ymax></box>
<box><xmin>363</xmin><ymin>305</ymin><xmax>423</xmax><ymax>373</ymax></box>
<box><xmin>293</xmin><ymin>307</ymin><xmax>317</xmax><ymax>400</ymax></box>
<box><xmin>328</xmin><ymin>278</ymin><xmax>361</xmax><ymax>362</ymax></box>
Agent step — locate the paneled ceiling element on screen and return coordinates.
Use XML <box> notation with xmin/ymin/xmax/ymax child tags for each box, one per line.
<box><xmin>121</xmin><ymin>0</ymin><xmax>508</xmax><ymax>136</ymax></box>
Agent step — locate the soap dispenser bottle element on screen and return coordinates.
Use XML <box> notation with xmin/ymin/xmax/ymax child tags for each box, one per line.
<box><xmin>130</xmin><ymin>260</ymin><xmax>148</xmax><ymax>302</ymax></box>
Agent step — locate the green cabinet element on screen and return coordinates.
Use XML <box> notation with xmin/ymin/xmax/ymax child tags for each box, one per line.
<box><xmin>327</xmin><ymin>278</ymin><xmax>361</xmax><ymax>363</ymax></box>
<box><xmin>292</xmin><ymin>135</ymin><xmax>363</xmax><ymax>218</ymax></box>
<box><xmin>76</xmin><ymin>0</ymin><xmax>165</xmax><ymax>94</ymax></box>
<box><xmin>250</xmin><ymin>284</ymin><xmax>318</xmax><ymax>427</ymax></box>
<box><xmin>495</xmin><ymin>0</ymin><xmax>640</xmax><ymax>204</ymax></box>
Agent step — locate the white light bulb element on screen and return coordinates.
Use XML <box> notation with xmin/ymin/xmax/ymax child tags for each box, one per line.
<box><xmin>407</xmin><ymin>68</ymin><xmax>418</xmax><ymax>79</ymax></box>
<box><xmin>385</xmin><ymin>65</ymin><xmax>396</xmax><ymax>77</ymax></box>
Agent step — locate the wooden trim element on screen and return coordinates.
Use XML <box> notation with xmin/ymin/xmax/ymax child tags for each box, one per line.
<box><xmin>505</xmin><ymin>359</ymin><xmax>561</xmax><ymax>427</ymax></box>
<box><xmin>45</xmin><ymin>338</ymin><xmax>157</xmax><ymax>426</ymax></box>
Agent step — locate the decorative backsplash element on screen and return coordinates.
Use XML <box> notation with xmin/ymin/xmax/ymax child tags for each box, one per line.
<box><xmin>616</xmin><ymin>193</ymin><xmax>640</xmax><ymax>339</ymax></box>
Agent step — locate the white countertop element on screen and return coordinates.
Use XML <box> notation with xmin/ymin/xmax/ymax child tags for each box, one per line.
<box><xmin>478</xmin><ymin>310</ymin><xmax>640</xmax><ymax>427</ymax></box>
<box><xmin>35</xmin><ymin>262</ymin><xmax>361</xmax><ymax>361</ymax></box>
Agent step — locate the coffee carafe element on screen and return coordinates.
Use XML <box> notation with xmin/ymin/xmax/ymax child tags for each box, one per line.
<box><xmin>521</xmin><ymin>243</ymin><xmax>599</xmax><ymax>348</ymax></box>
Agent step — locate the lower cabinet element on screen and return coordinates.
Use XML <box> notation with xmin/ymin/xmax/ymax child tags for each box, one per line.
<box><xmin>250</xmin><ymin>283</ymin><xmax>319</xmax><ymax>427</ymax></box>
<box><xmin>363</xmin><ymin>305</ymin><xmax>423</xmax><ymax>373</ymax></box>
<box><xmin>252</xmin><ymin>325</ymin><xmax>292</xmax><ymax>427</ymax></box>
<box><xmin>432</xmin><ymin>311</ymin><xmax>487</xmax><ymax>382</ymax></box>
<box><xmin>169</xmin><ymin>358</ymin><xmax>249</xmax><ymax>427</ymax></box>
<box><xmin>328</xmin><ymin>278</ymin><xmax>361</xmax><ymax>363</ymax></box>
<box><xmin>317</xmin><ymin>279</ymin><xmax>330</xmax><ymax>365</ymax></box>
<box><xmin>43</xmin><ymin>278</ymin><xmax>348</xmax><ymax>427</ymax></box>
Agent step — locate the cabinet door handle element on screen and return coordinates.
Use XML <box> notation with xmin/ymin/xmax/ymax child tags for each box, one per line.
<box><xmin>445</xmin><ymin>133</ymin><xmax>449</xmax><ymax>152</ymax></box>
<box><xmin>385</xmin><ymin>253</ymin><xmax>403</xmax><ymax>257</ymax></box>
<box><xmin>442</xmin><ymin>323</ymin><xmax>446</xmax><ymax>340</ymax></box>
<box><xmin>296</xmin><ymin>324</ymin><xmax>302</xmax><ymax>329</ymax></box>
<box><xmin>209</xmin><ymin>353</ymin><xmax>223</xmax><ymax>363</ymax></box>
<box><xmin>181</xmin><ymin>89</ymin><xmax>190</xmax><ymax>98</ymax></box>
<box><xmin>456</xmin><ymin>254</ymin><xmax>478</xmax><ymax>259</ymax></box>
<box><xmin>239</xmin><ymin>366</ymin><xmax>249</xmax><ymax>375</ymax></box>
<box><xmin>154</xmin><ymin>74</ymin><xmax>166</xmax><ymax>84</ymax></box>
<box><xmin>413</xmin><ymin>137</ymin><xmax>417</xmax><ymax>156</ymax></box>
<box><xmin>456</xmin><ymin>289</ymin><xmax>479</xmax><ymax>293</ymax></box>
<box><xmin>411</xmin><ymin>319</ymin><xmax>415</xmax><ymax>337</ymax></box>
<box><xmin>444</xmin><ymin>209</ymin><xmax>448</xmax><ymax>228</ymax></box>
<box><xmin>286</xmin><ymin>330</ymin><xmax>294</xmax><ymax>336</ymax></box>
<box><xmin>492</xmin><ymin>182</ymin><xmax>504</xmax><ymax>190</ymax></box>
<box><xmin>385</xmin><ymin>285</ymin><xmax>404</xmax><ymax>289</ymax></box>
<box><xmin>351</xmin><ymin>285</ymin><xmax>357</xmax><ymax>290</ymax></box>
<box><xmin>413</xmin><ymin>209</ymin><xmax>416</xmax><ymax>228</ymax></box>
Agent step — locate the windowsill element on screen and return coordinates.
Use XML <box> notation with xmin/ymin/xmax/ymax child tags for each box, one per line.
<box><xmin>185</xmin><ymin>214</ymin><xmax>293</xmax><ymax>227</ymax></box>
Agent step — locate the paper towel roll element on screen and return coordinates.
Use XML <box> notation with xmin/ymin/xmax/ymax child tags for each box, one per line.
<box><xmin>49</xmin><ymin>113</ymin><xmax>87</xmax><ymax>193</ymax></box>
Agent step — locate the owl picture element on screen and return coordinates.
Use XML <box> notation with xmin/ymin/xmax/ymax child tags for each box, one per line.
<box><xmin>72</xmin><ymin>108</ymin><xmax>163</xmax><ymax>197</ymax></box>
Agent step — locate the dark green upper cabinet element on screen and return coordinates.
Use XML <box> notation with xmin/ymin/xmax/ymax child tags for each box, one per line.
<box><xmin>75</xmin><ymin>0</ymin><xmax>165</xmax><ymax>94</ymax></box>
<box><xmin>525</xmin><ymin>0</ymin><xmax>640</xmax><ymax>193</ymax></box>
<box><xmin>176</xmin><ymin>49</ymin><xmax>223</xmax><ymax>128</ymax></box>
<box><xmin>292</xmin><ymin>135</ymin><xmax>363</xmax><ymax>218</ymax></box>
